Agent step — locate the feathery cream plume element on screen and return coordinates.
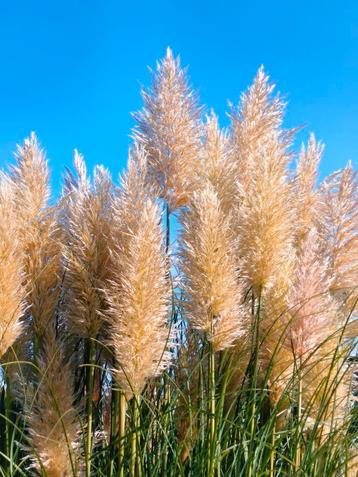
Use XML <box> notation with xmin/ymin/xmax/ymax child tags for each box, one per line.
<box><xmin>62</xmin><ymin>151</ymin><xmax>113</xmax><ymax>339</ymax></box>
<box><xmin>318</xmin><ymin>162</ymin><xmax>358</xmax><ymax>308</ymax></box>
<box><xmin>133</xmin><ymin>47</ymin><xmax>203</xmax><ymax>211</ymax></box>
<box><xmin>229</xmin><ymin>66</ymin><xmax>287</xmax><ymax>191</ymax></box>
<box><xmin>105</xmin><ymin>147</ymin><xmax>172</xmax><ymax>395</ymax></box>
<box><xmin>0</xmin><ymin>176</ymin><xmax>25</xmax><ymax>358</ymax></box>
<box><xmin>197</xmin><ymin>112</ymin><xmax>250</xmax><ymax>399</ymax></box>
<box><xmin>229</xmin><ymin>71</ymin><xmax>296</xmax><ymax>418</ymax></box>
<box><xmin>26</xmin><ymin>326</ymin><xmax>82</xmax><ymax>477</ymax></box>
<box><xmin>283</xmin><ymin>228</ymin><xmax>351</xmax><ymax>431</ymax></box>
<box><xmin>5</xmin><ymin>133</ymin><xmax>62</xmax><ymax>350</ymax></box>
<box><xmin>26</xmin><ymin>212</ymin><xmax>62</xmax><ymax>345</ymax></box>
<box><xmin>9</xmin><ymin>132</ymin><xmax>50</xmax><ymax>235</ymax></box>
<box><xmin>233</xmin><ymin>68</ymin><xmax>294</xmax><ymax>292</ymax></box>
<box><xmin>287</xmin><ymin>228</ymin><xmax>334</xmax><ymax>362</ymax></box>
<box><xmin>179</xmin><ymin>184</ymin><xmax>245</xmax><ymax>351</ymax></box>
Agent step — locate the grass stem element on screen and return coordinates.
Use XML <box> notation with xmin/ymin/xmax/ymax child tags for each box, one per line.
<box><xmin>85</xmin><ymin>339</ymin><xmax>96</xmax><ymax>477</ymax></box>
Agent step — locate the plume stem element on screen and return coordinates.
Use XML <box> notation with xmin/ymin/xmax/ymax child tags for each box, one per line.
<box><xmin>295</xmin><ymin>357</ymin><xmax>303</xmax><ymax>473</ymax></box>
<box><xmin>130</xmin><ymin>395</ymin><xmax>141</xmax><ymax>477</ymax></box>
<box><xmin>109</xmin><ymin>380</ymin><xmax>118</xmax><ymax>476</ymax></box>
<box><xmin>270</xmin><ymin>422</ymin><xmax>276</xmax><ymax>477</ymax></box>
<box><xmin>4</xmin><ymin>371</ymin><xmax>12</xmax><ymax>463</ymax></box>
<box><xmin>208</xmin><ymin>341</ymin><xmax>216</xmax><ymax>477</ymax></box>
<box><xmin>162</xmin><ymin>201</ymin><xmax>170</xmax><ymax>477</ymax></box>
<box><xmin>118</xmin><ymin>392</ymin><xmax>126</xmax><ymax>477</ymax></box>
<box><xmin>85</xmin><ymin>338</ymin><xmax>96</xmax><ymax>477</ymax></box>
<box><xmin>249</xmin><ymin>291</ymin><xmax>262</xmax><ymax>477</ymax></box>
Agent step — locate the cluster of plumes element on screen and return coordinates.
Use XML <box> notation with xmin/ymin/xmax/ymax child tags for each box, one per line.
<box><xmin>0</xmin><ymin>49</ymin><xmax>357</xmax><ymax>474</ymax></box>
<box><xmin>0</xmin><ymin>135</ymin><xmax>175</xmax><ymax>474</ymax></box>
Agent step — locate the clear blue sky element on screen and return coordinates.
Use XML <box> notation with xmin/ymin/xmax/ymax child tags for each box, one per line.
<box><xmin>0</xmin><ymin>1</ymin><xmax>357</xmax><ymax>195</ymax></box>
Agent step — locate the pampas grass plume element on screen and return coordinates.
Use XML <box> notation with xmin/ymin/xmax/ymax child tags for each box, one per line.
<box><xmin>180</xmin><ymin>184</ymin><xmax>245</xmax><ymax>351</ymax></box>
<box><xmin>105</xmin><ymin>147</ymin><xmax>172</xmax><ymax>395</ymax></box>
<box><xmin>133</xmin><ymin>48</ymin><xmax>202</xmax><ymax>211</ymax></box>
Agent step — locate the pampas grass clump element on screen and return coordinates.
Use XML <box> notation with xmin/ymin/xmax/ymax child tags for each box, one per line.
<box><xmin>0</xmin><ymin>50</ymin><xmax>357</xmax><ymax>477</ymax></box>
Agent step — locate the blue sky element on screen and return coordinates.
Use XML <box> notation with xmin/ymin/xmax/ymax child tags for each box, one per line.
<box><xmin>0</xmin><ymin>0</ymin><xmax>357</xmax><ymax>195</ymax></box>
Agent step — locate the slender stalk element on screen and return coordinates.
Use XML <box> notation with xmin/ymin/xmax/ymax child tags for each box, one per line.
<box><xmin>162</xmin><ymin>377</ymin><xmax>170</xmax><ymax>477</ymax></box>
<box><xmin>295</xmin><ymin>361</ymin><xmax>303</xmax><ymax>474</ymax></box>
<box><xmin>249</xmin><ymin>292</ymin><xmax>261</xmax><ymax>477</ymax></box>
<box><xmin>131</xmin><ymin>395</ymin><xmax>141</xmax><ymax>477</ymax></box>
<box><xmin>208</xmin><ymin>341</ymin><xmax>216</xmax><ymax>477</ymax></box>
<box><xmin>118</xmin><ymin>392</ymin><xmax>126</xmax><ymax>477</ymax></box>
<box><xmin>108</xmin><ymin>381</ymin><xmax>118</xmax><ymax>477</ymax></box>
<box><xmin>85</xmin><ymin>339</ymin><xmax>96</xmax><ymax>477</ymax></box>
<box><xmin>270</xmin><ymin>422</ymin><xmax>276</xmax><ymax>477</ymax></box>
<box><xmin>4</xmin><ymin>372</ymin><xmax>11</xmax><ymax>462</ymax></box>
<box><xmin>161</xmin><ymin>201</ymin><xmax>171</xmax><ymax>476</ymax></box>
<box><xmin>199</xmin><ymin>357</ymin><xmax>205</xmax><ymax>465</ymax></box>
<box><xmin>216</xmin><ymin>351</ymin><xmax>232</xmax><ymax>477</ymax></box>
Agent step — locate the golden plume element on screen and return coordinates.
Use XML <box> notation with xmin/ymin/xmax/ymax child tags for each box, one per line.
<box><xmin>179</xmin><ymin>183</ymin><xmax>245</xmax><ymax>351</ymax></box>
<box><xmin>233</xmin><ymin>68</ymin><xmax>294</xmax><ymax>293</ymax></box>
<box><xmin>7</xmin><ymin>134</ymin><xmax>62</xmax><ymax>347</ymax></box>
<box><xmin>229</xmin><ymin>66</ymin><xmax>288</xmax><ymax>192</ymax></box>
<box><xmin>11</xmin><ymin>133</ymin><xmax>62</xmax><ymax>344</ymax></box>
<box><xmin>105</xmin><ymin>146</ymin><xmax>172</xmax><ymax>395</ymax></box>
<box><xmin>62</xmin><ymin>151</ymin><xmax>113</xmax><ymax>339</ymax></box>
<box><xmin>318</xmin><ymin>162</ymin><xmax>358</xmax><ymax>309</ymax></box>
<box><xmin>0</xmin><ymin>176</ymin><xmax>25</xmax><ymax>358</ymax></box>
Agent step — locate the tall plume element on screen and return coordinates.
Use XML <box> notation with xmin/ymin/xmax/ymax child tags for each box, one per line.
<box><xmin>26</xmin><ymin>326</ymin><xmax>82</xmax><ymax>476</ymax></box>
<box><xmin>229</xmin><ymin>66</ymin><xmax>286</xmax><ymax>192</ymax></box>
<box><xmin>287</xmin><ymin>228</ymin><xmax>335</xmax><ymax>363</ymax></box>
<box><xmin>7</xmin><ymin>134</ymin><xmax>62</xmax><ymax>347</ymax></box>
<box><xmin>0</xmin><ymin>176</ymin><xmax>25</xmax><ymax>358</ymax></box>
<box><xmin>105</xmin><ymin>146</ymin><xmax>172</xmax><ymax>396</ymax></box>
<box><xmin>232</xmin><ymin>68</ymin><xmax>294</xmax><ymax>292</ymax></box>
<box><xmin>133</xmin><ymin>47</ymin><xmax>203</xmax><ymax>211</ymax></box>
<box><xmin>318</xmin><ymin>162</ymin><xmax>358</xmax><ymax>309</ymax></box>
<box><xmin>62</xmin><ymin>151</ymin><xmax>113</xmax><ymax>339</ymax></box>
<box><xmin>179</xmin><ymin>184</ymin><xmax>245</xmax><ymax>351</ymax></box>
